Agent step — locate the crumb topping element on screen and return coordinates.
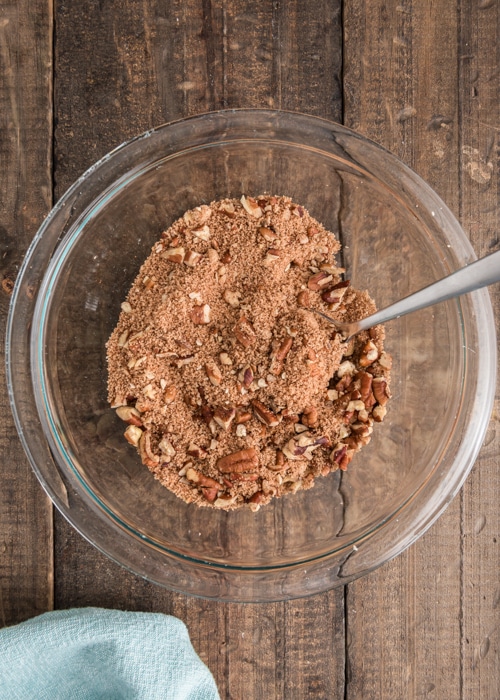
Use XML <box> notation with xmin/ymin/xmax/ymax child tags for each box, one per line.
<box><xmin>107</xmin><ymin>195</ymin><xmax>391</xmax><ymax>511</ymax></box>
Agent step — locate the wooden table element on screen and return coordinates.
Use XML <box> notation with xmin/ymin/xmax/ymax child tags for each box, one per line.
<box><xmin>1</xmin><ymin>2</ymin><xmax>499</xmax><ymax>697</ymax></box>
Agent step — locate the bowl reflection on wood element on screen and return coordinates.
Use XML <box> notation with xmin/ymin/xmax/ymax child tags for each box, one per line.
<box><xmin>6</xmin><ymin>110</ymin><xmax>496</xmax><ymax>601</ymax></box>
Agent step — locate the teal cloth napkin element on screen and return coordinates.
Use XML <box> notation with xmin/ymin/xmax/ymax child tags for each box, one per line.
<box><xmin>0</xmin><ymin>608</ymin><xmax>220</xmax><ymax>700</ymax></box>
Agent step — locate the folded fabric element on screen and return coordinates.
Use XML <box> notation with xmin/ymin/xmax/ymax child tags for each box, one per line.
<box><xmin>0</xmin><ymin>607</ymin><xmax>220</xmax><ymax>700</ymax></box>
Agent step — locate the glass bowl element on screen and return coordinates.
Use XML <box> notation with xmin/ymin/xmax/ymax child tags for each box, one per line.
<box><xmin>6</xmin><ymin>110</ymin><xmax>496</xmax><ymax>602</ymax></box>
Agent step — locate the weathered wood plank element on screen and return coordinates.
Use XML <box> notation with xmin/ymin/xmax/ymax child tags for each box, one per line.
<box><xmin>53</xmin><ymin>1</ymin><xmax>345</xmax><ymax>697</ymax></box>
<box><xmin>343</xmin><ymin>1</ymin><xmax>484</xmax><ymax>698</ymax></box>
<box><xmin>458</xmin><ymin>0</ymin><xmax>500</xmax><ymax>695</ymax></box>
<box><xmin>0</xmin><ymin>0</ymin><xmax>54</xmax><ymax>626</ymax></box>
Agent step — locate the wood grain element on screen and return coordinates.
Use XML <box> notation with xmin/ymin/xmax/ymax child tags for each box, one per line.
<box><xmin>458</xmin><ymin>1</ymin><xmax>500</xmax><ymax>696</ymax></box>
<box><xmin>344</xmin><ymin>1</ymin><xmax>499</xmax><ymax>697</ymax></box>
<box><xmin>52</xmin><ymin>1</ymin><xmax>344</xmax><ymax>697</ymax></box>
<box><xmin>0</xmin><ymin>0</ymin><xmax>54</xmax><ymax>626</ymax></box>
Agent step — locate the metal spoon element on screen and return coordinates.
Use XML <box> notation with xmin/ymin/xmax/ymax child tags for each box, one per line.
<box><xmin>313</xmin><ymin>248</ymin><xmax>500</xmax><ymax>341</ymax></box>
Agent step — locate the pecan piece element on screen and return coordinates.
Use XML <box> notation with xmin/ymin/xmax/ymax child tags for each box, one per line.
<box><xmin>162</xmin><ymin>247</ymin><xmax>185</xmax><ymax>263</ymax></box>
<box><xmin>268</xmin><ymin>449</ymin><xmax>287</xmax><ymax>472</ymax></box>
<box><xmin>306</xmin><ymin>348</ymin><xmax>321</xmax><ymax>376</ymax></box>
<box><xmin>282</xmin><ymin>434</ymin><xmax>330</xmax><ymax>461</ymax></box>
<box><xmin>356</xmin><ymin>371</ymin><xmax>373</xmax><ymax>403</ymax></box>
<box><xmin>301</xmin><ymin>406</ymin><xmax>318</xmax><ymax>428</ymax></box>
<box><xmin>307</xmin><ymin>271</ymin><xmax>333</xmax><ymax>291</ymax></box>
<box><xmin>241</xmin><ymin>195</ymin><xmax>263</xmax><ymax>218</ymax></box>
<box><xmin>263</xmin><ymin>248</ymin><xmax>281</xmax><ymax>265</ymax></box>
<box><xmin>217</xmin><ymin>447</ymin><xmax>259</xmax><ymax>473</ymax></box>
<box><xmin>233</xmin><ymin>316</ymin><xmax>257</xmax><ymax>347</ymax></box>
<box><xmin>235</xmin><ymin>407</ymin><xmax>252</xmax><ymax>424</ymax></box>
<box><xmin>269</xmin><ymin>337</ymin><xmax>293</xmax><ymax>376</ymax></box>
<box><xmin>259</xmin><ymin>226</ymin><xmax>277</xmax><ymax>242</ymax></box>
<box><xmin>249</xmin><ymin>491</ymin><xmax>265</xmax><ymax>504</ymax></box>
<box><xmin>124</xmin><ymin>424</ymin><xmax>143</xmax><ymax>447</ymax></box>
<box><xmin>139</xmin><ymin>431</ymin><xmax>160</xmax><ymax>467</ymax></box>
<box><xmin>187</xmin><ymin>442</ymin><xmax>208</xmax><ymax>460</ymax></box>
<box><xmin>372</xmin><ymin>404</ymin><xmax>387</xmax><ymax>422</ymax></box>
<box><xmin>190</xmin><ymin>304</ymin><xmax>211</xmax><ymax>325</ymax></box>
<box><xmin>277</xmin><ymin>410</ymin><xmax>295</xmax><ymax>426</ymax></box>
<box><xmin>213</xmin><ymin>406</ymin><xmax>236</xmax><ymax>431</ymax></box>
<box><xmin>297</xmin><ymin>290</ymin><xmax>311</xmax><ymax>307</ymax></box>
<box><xmin>205</xmin><ymin>362</ymin><xmax>223</xmax><ymax>386</ymax></box>
<box><xmin>331</xmin><ymin>444</ymin><xmax>353</xmax><ymax>471</ymax></box>
<box><xmin>321</xmin><ymin>280</ymin><xmax>350</xmax><ymax>305</ymax></box>
<box><xmin>184</xmin><ymin>249</ymin><xmax>203</xmax><ymax>267</ymax></box>
<box><xmin>158</xmin><ymin>436</ymin><xmax>176</xmax><ymax>461</ymax></box>
<box><xmin>239</xmin><ymin>365</ymin><xmax>254</xmax><ymax>388</ymax></box>
<box><xmin>252</xmin><ymin>400</ymin><xmax>282</xmax><ymax>427</ymax></box>
<box><xmin>115</xmin><ymin>406</ymin><xmax>143</xmax><ymax>427</ymax></box>
<box><xmin>372</xmin><ymin>377</ymin><xmax>390</xmax><ymax>406</ymax></box>
<box><xmin>223</xmin><ymin>289</ymin><xmax>241</xmax><ymax>308</ymax></box>
<box><xmin>359</xmin><ymin>340</ymin><xmax>379</xmax><ymax>367</ymax></box>
<box><xmin>186</xmin><ymin>467</ymin><xmax>220</xmax><ymax>489</ymax></box>
<box><xmin>192</xmin><ymin>224</ymin><xmax>210</xmax><ymax>241</ymax></box>
<box><xmin>163</xmin><ymin>385</ymin><xmax>177</xmax><ymax>404</ymax></box>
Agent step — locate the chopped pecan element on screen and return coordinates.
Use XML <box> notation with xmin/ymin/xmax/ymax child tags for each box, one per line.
<box><xmin>301</xmin><ymin>406</ymin><xmax>318</xmax><ymax>428</ymax></box>
<box><xmin>372</xmin><ymin>377</ymin><xmax>390</xmax><ymax>406</ymax></box>
<box><xmin>186</xmin><ymin>467</ymin><xmax>220</xmax><ymax>489</ymax></box>
<box><xmin>280</xmin><ymin>409</ymin><xmax>298</xmax><ymax>424</ymax></box>
<box><xmin>282</xmin><ymin>434</ymin><xmax>330</xmax><ymax>461</ymax></box>
<box><xmin>331</xmin><ymin>444</ymin><xmax>353</xmax><ymax>471</ymax></box>
<box><xmin>264</xmin><ymin>248</ymin><xmax>281</xmax><ymax>265</ymax></box>
<box><xmin>190</xmin><ymin>304</ymin><xmax>211</xmax><ymax>325</ymax></box>
<box><xmin>187</xmin><ymin>442</ymin><xmax>208</xmax><ymax>460</ymax></box>
<box><xmin>259</xmin><ymin>226</ymin><xmax>277</xmax><ymax>242</ymax></box>
<box><xmin>337</xmin><ymin>360</ymin><xmax>356</xmax><ymax>378</ymax></box>
<box><xmin>235</xmin><ymin>407</ymin><xmax>252</xmax><ymax>424</ymax></box>
<box><xmin>205</xmin><ymin>362</ymin><xmax>223</xmax><ymax>386</ymax></box>
<box><xmin>359</xmin><ymin>340</ymin><xmax>379</xmax><ymax>367</ymax></box>
<box><xmin>248</xmin><ymin>490</ymin><xmax>265</xmax><ymax>504</ymax></box>
<box><xmin>241</xmin><ymin>195</ymin><xmax>263</xmax><ymax>218</ymax></box>
<box><xmin>163</xmin><ymin>385</ymin><xmax>177</xmax><ymax>404</ymax></box>
<box><xmin>192</xmin><ymin>224</ymin><xmax>210</xmax><ymax>241</ymax></box>
<box><xmin>223</xmin><ymin>289</ymin><xmax>241</xmax><ymax>308</ymax></box>
<box><xmin>239</xmin><ymin>365</ymin><xmax>254</xmax><ymax>388</ymax></box>
<box><xmin>321</xmin><ymin>280</ymin><xmax>350</xmax><ymax>305</ymax></box>
<box><xmin>217</xmin><ymin>447</ymin><xmax>259</xmax><ymax>473</ymax></box>
<box><xmin>307</xmin><ymin>271</ymin><xmax>333</xmax><ymax>291</ymax></box>
<box><xmin>139</xmin><ymin>431</ymin><xmax>160</xmax><ymax>467</ymax></box>
<box><xmin>378</xmin><ymin>352</ymin><xmax>393</xmax><ymax>370</ymax></box>
<box><xmin>184</xmin><ymin>249</ymin><xmax>203</xmax><ymax>267</ymax></box>
<box><xmin>297</xmin><ymin>290</ymin><xmax>311</xmax><ymax>307</ymax></box>
<box><xmin>158</xmin><ymin>437</ymin><xmax>176</xmax><ymax>461</ymax></box>
<box><xmin>202</xmin><ymin>488</ymin><xmax>219</xmax><ymax>503</ymax></box>
<box><xmin>199</xmin><ymin>404</ymin><xmax>214</xmax><ymax>425</ymax></box>
<box><xmin>269</xmin><ymin>337</ymin><xmax>293</xmax><ymax>376</ymax></box>
<box><xmin>356</xmin><ymin>371</ymin><xmax>373</xmax><ymax>403</ymax></box>
<box><xmin>162</xmin><ymin>247</ymin><xmax>185</xmax><ymax>263</ymax></box>
<box><xmin>372</xmin><ymin>404</ymin><xmax>387</xmax><ymax>422</ymax></box>
<box><xmin>213</xmin><ymin>406</ymin><xmax>236</xmax><ymax>431</ymax></box>
<box><xmin>252</xmin><ymin>400</ymin><xmax>281</xmax><ymax>427</ymax></box>
<box><xmin>233</xmin><ymin>317</ymin><xmax>257</xmax><ymax>347</ymax></box>
<box><xmin>306</xmin><ymin>348</ymin><xmax>321</xmax><ymax>376</ymax></box>
<box><xmin>115</xmin><ymin>406</ymin><xmax>143</xmax><ymax>427</ymax></box>
<box><xmin>124</xmin><ymin>424</ymin><xmax>143</xmax><ymax>446</ymax></box>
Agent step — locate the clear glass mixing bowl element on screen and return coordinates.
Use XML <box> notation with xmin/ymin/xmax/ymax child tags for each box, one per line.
<box><xmin>6</xmin><ymin>110</ymin><xmax>496</xmax><ymax>601</ymax></box>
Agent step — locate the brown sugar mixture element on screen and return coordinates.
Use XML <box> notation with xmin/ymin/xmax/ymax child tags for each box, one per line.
<box><xmin>107</xmin><ymin>195</ymin><xmax>391</xmax><ymax>511</ymax></box>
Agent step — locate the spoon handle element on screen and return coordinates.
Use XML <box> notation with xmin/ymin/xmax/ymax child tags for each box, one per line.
<box><xmin>353</xmin><ymin>247</ymin><xmax>500</xmax><ymax>334</ymax></box>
